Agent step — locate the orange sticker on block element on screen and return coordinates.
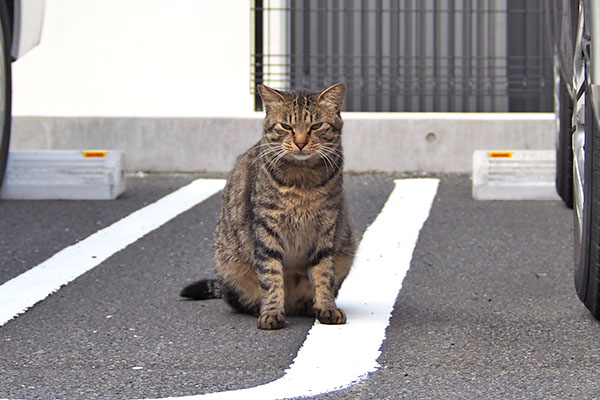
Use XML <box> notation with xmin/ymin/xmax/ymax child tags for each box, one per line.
<box><xmin>82</xmin><ymin>150</ymin><xmax>107</xmax><ymax>158</ymax></box>
<box><xmin>488</xmin><ymin>151</ymin><xmax>513</xmax><ymax>158</ymax></box>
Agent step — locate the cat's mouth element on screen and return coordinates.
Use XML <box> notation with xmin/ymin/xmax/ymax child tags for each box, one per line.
<box><xmin>290</xmin><ymin>152</ymin><xmax>313</xmax><ymax>161</ymax></box>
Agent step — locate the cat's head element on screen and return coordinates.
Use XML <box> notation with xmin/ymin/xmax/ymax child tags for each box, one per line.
<box><xmin>257</xmin><ymin>83</ymin><xmax>346</xmax><ymax>163</ymax></box>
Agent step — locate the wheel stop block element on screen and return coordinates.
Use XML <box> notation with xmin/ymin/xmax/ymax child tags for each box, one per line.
<box><xmin>472</xmin><ymin>150</ymin><xmax>561</xmax><ymax>201</ymax></box>
<box><xmin>0</xmin><ymin>150</ymin><xmax>126</xmax><ymax>200</ymax></box>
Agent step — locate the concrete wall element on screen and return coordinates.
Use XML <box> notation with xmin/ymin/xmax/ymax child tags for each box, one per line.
<box><xmin>11</xmin><ymin>113</ymin><xmax>555</xmax><ymax>173</ymax></box>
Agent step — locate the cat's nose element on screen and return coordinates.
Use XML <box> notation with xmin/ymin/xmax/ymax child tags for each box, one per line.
<box><xmin>294</xmin><ymin>136</ymin><xmax>308</xmax><ymax>150</ymax></box>
<box><xmin>295</xmin><ymin>141</ymin><xmax>307</xmax><ymax>150</ymax></box>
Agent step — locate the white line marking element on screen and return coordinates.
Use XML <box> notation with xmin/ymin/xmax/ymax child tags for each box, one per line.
<box><xmin>0</xmin><ymin>178</ymin><xmax>226</xmax><ymax>327</ymax></box>
<box><xmin>151</xmin><ymin>178</ymin><xmax>440</xmax><ymax>400</ymax></box>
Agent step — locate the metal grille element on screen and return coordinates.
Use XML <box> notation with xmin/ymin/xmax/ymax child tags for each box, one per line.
<box><xmin>251</xmin><ymin>0</ymin><xmax>553</xmax><ymax>112</ymax></box>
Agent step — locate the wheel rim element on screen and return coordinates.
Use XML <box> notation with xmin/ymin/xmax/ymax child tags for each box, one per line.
<box><xmin>573</xmin><ymin>2</ymin><xmax>587</xmax><ymax>245</ymax></box>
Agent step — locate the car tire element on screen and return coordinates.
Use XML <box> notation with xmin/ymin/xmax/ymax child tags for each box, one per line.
<box><xmin>556</xmin><ymin>75</ymin><xmax>574</xmax><ymax>209</ymax></box>
<box><xmin>576</xmin><ymin>86</ymin><xmax>600</xmax><ymax>319</ymax></box>
<box><xmin>0</xmin><ymin>2</ymin><xmax>11</xmax><ymax>190</ymax></box>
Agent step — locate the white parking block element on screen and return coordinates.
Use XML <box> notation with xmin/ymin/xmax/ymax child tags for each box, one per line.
<box><xmin>472</xmin><ymin>150</ymin><xmax>561</xmax><ymax>201</ymax></box>
<box><xmin>0</xmin><ymin>150</ymin><xmax>126</xmax><ymax>200</ymax></box>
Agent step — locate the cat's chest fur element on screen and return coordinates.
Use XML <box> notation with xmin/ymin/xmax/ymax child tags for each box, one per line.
<box><xmin>269</xmin><ymin>186</ymin><xmax>333</xmax><ymax>269</ymax></box>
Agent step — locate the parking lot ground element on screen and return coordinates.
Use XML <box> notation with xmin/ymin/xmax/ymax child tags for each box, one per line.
<box><xmin>1</xmin><ymin>174</ymin><xmax>599</xmax><ymax>399</ymax></box>
<box><xmin>324</xmin><ymin>175</ymin><xmax>600</xmax><ymax>399</ymax></box>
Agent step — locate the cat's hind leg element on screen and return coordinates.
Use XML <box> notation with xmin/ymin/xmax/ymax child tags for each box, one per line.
<box><xmin>221</xmin><ymin>283</ymin><xmax>260</xmax><ymax>317</ymax></box>
<box><xmin>216</xmin><ymin>262</ymin><xmax>262</xmax><ymax>317</ymax></box>
<box><xmin>332</xmin><ymin>232</ymin><xmax>357</xmax><ymax>296</ymax></box>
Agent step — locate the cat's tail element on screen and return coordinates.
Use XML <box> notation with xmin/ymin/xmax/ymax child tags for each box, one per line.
<box><xmin>180</xmin><ymin>279</ymin><xmax>222</xmax><ymax>300</ymax></box>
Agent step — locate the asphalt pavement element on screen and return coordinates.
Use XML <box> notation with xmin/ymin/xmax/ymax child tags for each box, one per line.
<box><xmin>1</xmin><ymin>174</ymin><xmax>599</xmax><ymax>399</ymax></box>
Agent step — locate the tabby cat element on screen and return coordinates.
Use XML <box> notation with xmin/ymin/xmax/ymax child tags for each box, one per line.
<box><xmin>180</xmin><ymin>82</ymin><xmax>356</xmax><ymax>330</ymax></box>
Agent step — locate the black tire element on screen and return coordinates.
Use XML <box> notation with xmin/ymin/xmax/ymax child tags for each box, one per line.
<box><xmin>556</xmin><ymin>75</ymin><xmax>574</xmax><ymax>209</ymax></box>
<box><xmin>0</xmin><ymin>2</ymin><xmax>11</xmax><ymax>190</ymax></box>
<box><xmin>575</xmin><ymin>86</ymin><xmax>600</xmax><ymax>319</ymax></box>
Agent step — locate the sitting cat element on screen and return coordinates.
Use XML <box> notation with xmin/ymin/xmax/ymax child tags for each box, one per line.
<box><xmin>181</xmin><ymin>82</ymin><xmax>356</xmax><ymax>330</ymax></box>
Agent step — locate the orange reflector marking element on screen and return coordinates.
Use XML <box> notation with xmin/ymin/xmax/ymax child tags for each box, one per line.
<box><xmin>488</xmin><ymin>151</ymin><xmax>513</xmax><ymax>158</ymax></box>
<box><xmin>82</xmin><ymin>150</ymin><xmax>107</xmax><ymax>158</ymax></box>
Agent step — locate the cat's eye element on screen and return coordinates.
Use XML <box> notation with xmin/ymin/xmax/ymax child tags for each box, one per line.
<box><xmin>280</xmin><ymin>123</ymin><xmax>293</xmax><ymax>130</ymax></box>
<box><xmin>310</xmin><ymin>122</ymin><xmax>323</xmax><ymax>130</ymax></box>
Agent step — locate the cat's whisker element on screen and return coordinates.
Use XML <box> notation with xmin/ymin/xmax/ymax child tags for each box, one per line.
<box><xmin>266</xmin><ymin>149</ymin><xmax>287</xmax><ymax>171</ymax></box>
<box><xmin>318</xmin><ymin>146</ymin><xmax>342</xmax><ymax>172</ymax></box>
<box><xmin>252</xmin><ymin>145</ymin><xmax>282</xmax><ymax>166</ymax></box>
<box><xmin>256</xmin><ymin>147</ymin><xmax>281</xmax><ymax>161</ymax></box>
<box><xmin>319</xmin><ymin>144</ymin><xmax>342</xmax><ymax>156</ymax></box>
<box><xmin>251</xmin><ymin>142</ymin><xmax>280</xmax><ymax>155</ymax></box>
<box><xmin>320</xmin><ymin>154</ymin><xmax>342</xmax><ymax>170</ymax></box>
<box><xmin>317</xmin><ymin>147</ymin><xmax>333</xmax><ymax>167</ymax></box>
<box><xmin>273</xmin><ymin>150</ymin><xmax>288</xmax><ymax>166</ymax></box>
<box><xmin>329</xmin><ymin>156</ymin><xmax>342</xmax><ymax>173</ymax></box>
<box><xmin>317</xmin><ymin>150</ymin><xmax>340</xmax><ymax>174</ymax></box>
<box><xmin>316</xmin><ymin>149</ymin><xmax>334</xmax><ymax>174</ymax></box>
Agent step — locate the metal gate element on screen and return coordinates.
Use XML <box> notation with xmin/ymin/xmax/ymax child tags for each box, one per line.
<box><xmin>251</xmin><ymin>0</ymin><xmax>552</xmax><ymax>112</ymax></box>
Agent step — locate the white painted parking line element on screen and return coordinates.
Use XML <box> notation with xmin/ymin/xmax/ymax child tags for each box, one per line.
<box><xmin>0</xmin><ymin>178</ymin><xmax>226</xmax><ymax>327</ymax></box>
<box><xmin>151</xmin><ymin>178</ymin><xmax>440</xmax><ymax>400</ymax></box>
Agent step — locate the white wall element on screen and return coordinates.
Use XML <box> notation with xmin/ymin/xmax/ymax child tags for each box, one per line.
<box><xmin>11</xmin><ymin>0</ymin><xmax>255</xmax><ymax>117</ymax></box>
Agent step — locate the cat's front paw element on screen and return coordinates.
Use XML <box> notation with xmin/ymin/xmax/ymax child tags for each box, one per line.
<box><xmin>258</xmin><ymin>311</ymin><xmax>285</xmax><ymax>330</ymax></box>
<box><xmin>315</xmin><ymin>307</ymin><xmax>346</xmax><ymax>325</ymax></box>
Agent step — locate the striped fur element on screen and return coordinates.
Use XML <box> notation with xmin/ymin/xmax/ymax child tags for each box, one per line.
<box><xmin>182</xmin><ymin>83</ymin><xmax>356</xmax><ymax>330</ymax></box>
<box><xmin>180</xmin><ymin>279</ymin><xmax>221</xmax><ymax>299</ymax></box>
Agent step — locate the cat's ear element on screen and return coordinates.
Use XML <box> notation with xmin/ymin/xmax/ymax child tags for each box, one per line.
<box><xmin>258</xmin><ymin>84</ymin><xmax>285</xmax><ymax>113</ymax></box>
<box><xmin>317</xmin><ymin>82</ymin><xmax>346</xmax><ymax>111</ymax></box>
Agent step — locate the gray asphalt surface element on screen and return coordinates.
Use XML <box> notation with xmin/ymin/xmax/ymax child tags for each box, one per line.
<box><xmin>1</xmin><ymin>174</ymin><xmax>598</xmax><ymax>399</ymax></box>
